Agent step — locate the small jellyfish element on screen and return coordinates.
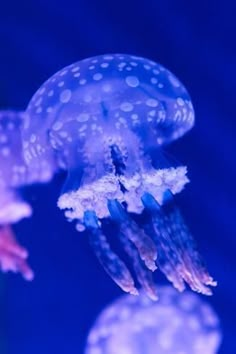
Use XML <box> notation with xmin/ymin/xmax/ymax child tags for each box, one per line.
<box><xmin>85</xmin><ymin>286</ymin><xmax>222</xmax><ymax>354</ymax></box>
<box><xmin>0</xmin><ymin>110</ymin><xmax>34</xmax><ymax>280</ymax></box>
<box><xmin>22</xmin><ymin>54</ymin><xmax>216</xmax><ymax>298</ymax></box>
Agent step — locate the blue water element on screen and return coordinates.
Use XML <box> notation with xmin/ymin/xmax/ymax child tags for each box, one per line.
<box><xmin>0</xmin><ymin>1</ymin><xmax>235</xmax><ymax>353</ymax></box>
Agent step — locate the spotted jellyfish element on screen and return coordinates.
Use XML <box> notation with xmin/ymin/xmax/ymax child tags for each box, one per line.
<box><xmin>0</xmin><ymin>110</ymin><xmax>36</xmax><ymax>280</ymax></box>
<box><xmin>22</xmin><ymin>54</ymin><xmax>216</xmax><ymax>299</ymax></box>
<box><xmin>85</xmin><ymin>286</ymin><xmax>222</xmax><ymax>354</ymax></box>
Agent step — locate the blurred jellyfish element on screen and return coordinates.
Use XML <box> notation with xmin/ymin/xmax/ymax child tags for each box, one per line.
<box><xmin>85</xmin><ymin>286</ymin><xmax>222</xmax><ymax>354</ymax></box>
<box><xmin>0</xmin><ymin>110</ymin><xmax>34</xmax><ymax>280</ymax></box>
<box><xmin>22</xmin><ymin>54</ymin><xmax>216</xmax><ymax>298</ymax></box>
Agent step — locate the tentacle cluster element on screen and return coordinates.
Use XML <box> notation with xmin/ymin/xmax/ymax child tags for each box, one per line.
<box><xmin>58</xmin><ymin>141</ymin><xmax>216</xmax><ymax>299</ymax></box>
<box><xmin>142</xmin><ymin>192</ymin><xmax>216</xmax><ymax>295</ymax></box>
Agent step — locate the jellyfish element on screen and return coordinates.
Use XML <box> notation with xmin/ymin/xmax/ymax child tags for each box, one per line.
<box><xmin>22</xmin><ymin>54</ymin><xmax>216</xmax><ymax>298</ymax></box>
<box><xmin>85</xmin><ymin>286</ymin><xmax>222</xmax><ymax>354</ymax></box>
<box><xmin>0</xmin><ymin>110</ymin><xmax>34</xmax><ymax>280</ymax></box>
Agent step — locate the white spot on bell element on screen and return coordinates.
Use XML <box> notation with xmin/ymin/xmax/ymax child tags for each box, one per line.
<box><xmin>125</xmin><ymin>76</ymin><xmax>139</xmax><ymax>87</ymax></box>
<box><xmin>100</xmin><ymin>62</ymin><xmax>109</xmax><ymax>68</ymax></box>
<box><xmin>52</xmin><ymin>121</ymin><xmax>63</xmax><ymax>131</ymax></box>
<box><xmin>177</xmin><ymin>97</ymin><xmax>185</xmax><ymax>106</ymax></box>
<box><xmin>71</xmin><ymin>66</ymin><xmax>80</xmax><ymax>73</ymax></box>
<box><xmin>77</xmin><ymin>113</ymin><xmax>90</xmax><ymax>122</ymax></box>
<box><xmin>151</xmin><ymin>77</ymin><xmax>158</xmax><ymax>84</ymax></box>
<box><xmin>30</xmin><ymin>134</ymin><xmax>36</xmax><ymax>143</ymax></box>
<box><xmin>93</xmin><ymin>73</ymin><xmax>103</xmax><ymax>81</ymax></box>
<box><xmin>146</xmin><ymin>99</ymin><xmax>158</xmax><ymax>107</ymax></box>
<box><xmin>120</xmin><ymin>102</ymin><xmax>134</xmax><ymax>112</ymax></box>
<box><xmin>60</xmin><ymin>89</ymin><xmax>72</xmax><ymax>103</ymax></box>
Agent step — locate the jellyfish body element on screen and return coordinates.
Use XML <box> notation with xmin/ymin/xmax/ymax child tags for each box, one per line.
<box><xmin>23</xmin><ymin>54</ymin><xmax>216</xmax><ymax>297</ymax></box>
<box><xmin>0</xmin><ymin>110</ymin><xmax>34</xmax><ymax>280</ymax></box>
<box><xmin>85</xmin><ymin>286</ymin><xmax>222</xmax><ymax>354</ymax></box>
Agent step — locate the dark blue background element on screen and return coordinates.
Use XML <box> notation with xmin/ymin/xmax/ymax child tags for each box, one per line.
<box><xmin>0</xmin><ymin>1</ymin><xmax>235</xmax><ymax>353</ymax></box>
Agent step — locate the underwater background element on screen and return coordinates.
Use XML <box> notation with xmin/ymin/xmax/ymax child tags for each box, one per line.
<box><xmin>0</xmin><ymin>0</ymin><xmax>235</xmax><ymax>353</ymax></box>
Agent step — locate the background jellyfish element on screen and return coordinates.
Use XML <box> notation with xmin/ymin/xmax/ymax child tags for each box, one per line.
<box><xmin>22</xmin><ymin>54</ymin><xmax>216</xmax><ymax>299</ymax></box>
<box><xmin>85</xmin><ymin>286</ymin><xmax>222</xmax><ymax>354</ymax></box>
<box><xmin>0</xmin><ymin>110</ymin><xmax>35</xmax><ymax>280</ymax></box>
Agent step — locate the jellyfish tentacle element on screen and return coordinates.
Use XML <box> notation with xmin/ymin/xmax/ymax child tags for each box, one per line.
<box><xmin>107</xmin><ymin>200</ymin><xmax>158</xmax><ymax>300</ymax></box>
<box><xmin>107</xmin><ymin>199</ymin><xmax>157</xmax><ymax>272</ymax></box>
<box><xmin>0</xmin><ymin>226</ymin><xmax>34</xmax><ymax>281</ymax></box>
<box><xmin>162</xmin><ymin>192</ymin><xmax>217</xmax><ymax>295</ymax></box>
<box><xmin>119</xmin><ymin>231</ymin><xmax>158</xmax><ymax>301</ymax></box>
<box><xmin>83</xmin><ymin>211</ymin><xmax>138</xmax><ymax>295</ymax></box>
<box><xmin>141</xmin><ymin>193</ymin><xmax>186</xmax><ymax>292</ymax></box>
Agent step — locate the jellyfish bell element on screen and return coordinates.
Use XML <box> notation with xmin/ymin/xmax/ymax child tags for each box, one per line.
<box><xmin>23</xmin><ymin>54</ymin><xmax>194</xmax><ymax>173</ymax></box>
<box><xmin>85</xmin><ymin>286</ymin><xmax>222</xmax><ymax>354</ymax></box>
<box><xmin>22</xmin><ymin>54</ymin><xmax>216</xmax><ymax>298</ymax></box>
<box><xmin>0</xmin><ymin>110</ymin><xmax>34</xmax><ymax>280</ymax></box>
